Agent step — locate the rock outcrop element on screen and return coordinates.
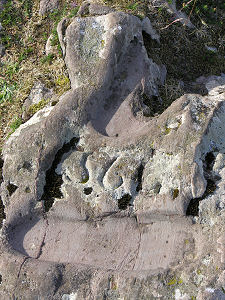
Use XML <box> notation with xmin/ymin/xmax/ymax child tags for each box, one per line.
<box><xmin>0</xmin><ymin>3</ymin><xmax>225</xmax><ymax>300</ymax></box>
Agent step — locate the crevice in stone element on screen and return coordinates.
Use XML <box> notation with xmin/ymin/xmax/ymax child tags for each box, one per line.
<box><xmin>7</xmin><ymin>183</ymin><xmax>18</xmax><ymax>196</ymax></box>
<box><xmin>136</xmin><ymin>164</ymin><xmax>144</xmax><ymax>192</ymax></box>
<box><xmin>17</xmin><ymin>256</ymin><xmax>29</xmax><ymax>279</ymax></box>
<box><xmin>0</xmin><ymin>158</ymin><xmax>6</xmax><ymax>228</ymax></box>
<box><xmin>41</xmin><ymin>137</ymin><xmax>79</xmax><ymax>212</ymax></box>
<box><xmin>186</xmin><ymin>179</ymin><xmax>217</xmax><ymax>216</ymax></box>
<box><xmin>84</xmin><ymin>187</ymin><xmax>93</xmax><ymax>195</ymax></box>
<box><xmin>0</xmin><ymin>274</ymin><xmax>2</xmax><ymax>285</ymax></box>
<box><xmin>0</xmin><ymin>196</ymin><xmax>6</xmax><ymax>228</ymax></box>
<box><xmin>0</xmin><ymin>157</ymin><xmax>3</xmax><ymax>183</ymax></box>
<box><xmin>36</xmin><ymin>225</ymin><xmax>48</xmax><ymax>259</ymax></box>
<box><xmin>118</xmin><ymin>194</ymin><xmax>132</xmax><ymax>210</ymax></box>
<box><xmin>186</xmin><ymin>151</ymin><xmax>218</xmax><ymax>216</ymax></box>
<box><xmin>142</xmin><ymin>31</ymin><xmax>160</xmax><ymax>59</ymax></box>
<box><xmin>53</xmin><ymin>265</ymin><xmax>65</xmax><ymax>295</ymax></box>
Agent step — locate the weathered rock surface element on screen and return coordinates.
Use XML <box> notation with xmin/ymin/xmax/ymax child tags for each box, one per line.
<box><xmin>39</xmin><ymin>0</ymin><xmax>59</xmax><ymax>16</ymax></box>
<box><xmin>0</xmin><ymin>21</ymin><xmax>5</xmax><ymax>58</ymax></box>
<box><xmin>0</xmin><ymin>4</ymin><xmax>225</xmax><ymax>300</ymax></box>
<box><xmin>22</xmin><ymin>81</ymin><xmax>56</xmax><ymax>120</ymax></box>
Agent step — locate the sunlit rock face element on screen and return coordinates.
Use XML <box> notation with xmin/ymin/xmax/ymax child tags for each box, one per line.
<box><xmin>0</xmin><ymin>3</ymin><xmax>225</xmax><ymax>299</ymax></box>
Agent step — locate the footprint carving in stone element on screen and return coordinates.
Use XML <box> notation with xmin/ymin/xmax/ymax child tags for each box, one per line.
<box><xmin>0</xmin><ymin>4</ymin><xmax>225</xmax><ymax>299</ymax></box>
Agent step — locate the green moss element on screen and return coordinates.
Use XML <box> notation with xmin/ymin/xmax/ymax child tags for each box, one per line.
<box><xmin>27</xmin><ymin>98</ymin><xmax>50</xmax><ymax>115</ymax></box>
<box><xmin>167</xmin><ymin>277</ymin><xmax>183</xmax><ymax>286</ymax></box>
<box><xmin>172</xmin><ymin>188</ymin><xmax>179</xmax><ymax>199</ymax></box>
<box><xmin>41</xmin><ymin>53</ymin><xmax>55</xmax><ymax>64</ymax></box>
<box><xmin>163</xmin><ymin>126</ymin><xmax>171</xmax><ymax>135</ymax></box>
<box><xmin>54</xmin><ymin>75</ymin><xmax>71</xmax><ymax>95</ymax></box>
<box><xmin>81</xmin><ymin>175</ymin><xmax>89</xmax><ymax>184</ymax></box>
<box><xmin>9</xmin><ymin>117</ymin><xmax>22</xmax><ymax>132</ymax></box>
<box><xmin>167</xmin><ymin>278</ymin><xmax>177</xmax><ymax>286</ymax></box>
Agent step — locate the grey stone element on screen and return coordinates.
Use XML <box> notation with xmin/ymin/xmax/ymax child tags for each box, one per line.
<box><xmin>0</xmin><ymin>43</ymin><xmax>5</xmax><ymax>57</ymax></box>
<box><xmin>22</xmin><ymin>81</ymin><xmax>55</xmax><ymax>119</ymax></box>
<box><xmin>39</xmin><ymin>0</ymin><xmax>59</xmax><ymax>16</ymax></box>
<box><xmin>45</xmin><ymin>33</ymin><xmax>54</xmax><ymax>55</ymax></box>
<box><xmin>57</xmin><ymin>17</ymin><xmax>68</xmax><ymax>57</ymax></box>
<box><xmin>195</xmin><ymin>73</ymin><xmax>225</xmax><ymax>95</ymax></box>
<box><xmin>142</xmin><ymin>17</ymin><xmax>160</xmax><ymax>43</ymax></box>
<box><xmin>77</xmin><ymin>1</ymin><xmax>114</xmax><ymax>17</ymax></box>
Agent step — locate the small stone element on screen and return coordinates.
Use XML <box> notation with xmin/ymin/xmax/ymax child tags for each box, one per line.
<box><xmin>39</xmin><ymin>0</ymin><xmax>59</xmax><ymax>16</ymax></box>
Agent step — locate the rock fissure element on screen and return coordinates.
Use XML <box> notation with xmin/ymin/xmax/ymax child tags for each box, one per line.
<box><xmin>41</xmin><ymin>137</ymin><xmax>79</xmax><ymax>212</ymax></box>
<box><xmin>35</xmin><ymin>221</ymin><xmax>49</xmax><ymax>259</ymax></box>
<box><xmin>132</xmin><ymin>226</ymin><xmax>142</xmax><ymax>271</ymax></box>
<box><xmin>187</xmin><ymin>151</ymin><xmax>219</xmax><ymax>216</ymax></box>
<box><xmin>6</xmin><ymin>183</ymin><xmax>18</xmax><ymax>196</ymax></box>
<box><xmin>0</xmin><ymin>158</ymin><xmax>5</xmax><ymax>228</ymax></box>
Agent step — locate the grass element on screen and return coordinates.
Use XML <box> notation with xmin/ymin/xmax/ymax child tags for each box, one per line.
<box><xmin>8</xmin><ymin>117</ymin><xmax>22</xmax><ymax>136</ymax></box>
<box><xmin>0</xmin><ymin>0</ymin><xmax>82</xmax><ymax>149</ymax></box>
<box><xmin>0</xmin><ymin>80</ymin><xmax>16</xmax><ymax>103</ymax></box>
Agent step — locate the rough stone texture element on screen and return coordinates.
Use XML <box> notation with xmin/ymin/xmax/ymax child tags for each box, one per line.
<box><xmin>142</xmin><ymin>17</ymin><xmax>160</xmax><ymax>43</ymax></box>
<box><xmin>0</xmin><ymin>20</ymin><xmax>5</xmax><ymax>58</ymax></box>
<box><xmin>39</xmin><ymin>0</ymin><xmax>59</xmax><ymax>16</ymax></box>
<box><xmin>77</xmin><ymin>1</ymin><xmax>115</xmax><ymax>17</ymax></box>
<box><xmin>45</xmin><ymin>33</ymin><xmax>54</xmax><ymax>55</ymax></box>
<box><xmin>0</xmin><ymin>6</ymin><xmax>225</xmax><ymax>300</ymax></box>
<box><xmin>0</xmin><ymin>43</ymin><xmax>4</xmax><ymax>57</ymax></box>
<box><xmin>22</xmin><ymin>81</ymin><xmax>55</xmax><ymax>119</ymax></box>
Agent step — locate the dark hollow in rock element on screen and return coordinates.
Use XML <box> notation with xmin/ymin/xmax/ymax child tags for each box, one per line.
<box><xmin>0</xmin><ymin>274</ymin><xmax>2</xmax><ymax>285</ymax></box>
<box><xmin>41</xmin><ymin>137</ymin><xmax>79</xmax><ymax>212</ymax></box>
<box><xmin>84</xmin><ymin>187</ymin><xmax>93</xmax><ymax>195</ymax></box>
<box><xmin>136</xmin><ymin>164</ymin><xmax>144</xmax><ymax>192</ymax></box>
<box><xmin>142</xmin><ymin>94</ymin><xmax>162</xmax><ymax>117</ymax></box>
<box><xmin>20</xmin><ymin>161</ymin><xmax>32</xmax><ymax>172</ymax></box>
<box><xmin>142</xmin><ymin>31</ymin><xmax>159</xmax><ymax>59</ymax></box>
<box><xmin>204</xmin><ymin>151</ymin><xmax>215</xmax><ymax>172</ymax></box>
<box><xmin>0</xmin><ymin>158</ymin><xmax>3</xmax><ymax>183</ymax></box>
<box><xmin>186</xmin><ymin>179</ymin><xmax>217</xmax><ymax>216</ymax></box>
<box><xmin>0</xmin><ymin>196</ymin><xmax>6</xmax><ymax>228</ymax></box>
<box><xmin>118</xmin><ymin>194</ymin><xmax>132</xmax><ymax>210</ymax></box>
<box><xmin>6</xmin><ymin>183</ymin><xmax>18</xmax><ymax>196</ymax></box>
<box><xmin>0</xmin><ymin>158</ymin><xmax>5</xmax><ymax>228</ymax></box>
<box><xmin>186</xmin><ymin>152</ymin><xmax>218</xmax><ymax>216</ymax></box>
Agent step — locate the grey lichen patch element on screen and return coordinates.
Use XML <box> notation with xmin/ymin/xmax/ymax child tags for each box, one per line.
<box><xmin>78</xmin><ymin>19</ymin><xmax>105</xmax><ymax>63</ymax></box>
<box><xmin>142</xmin><ymin>151</ymin><xmax>181</xmax><ymax>197</ymax></box>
